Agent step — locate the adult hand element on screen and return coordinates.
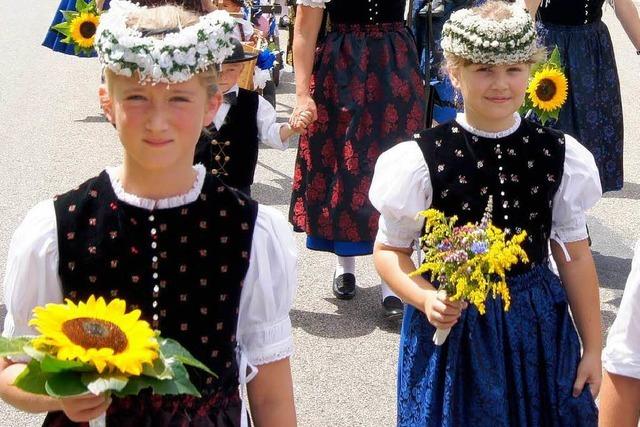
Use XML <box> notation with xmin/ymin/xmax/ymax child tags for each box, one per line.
<box><xmin>573</xmin><ymin>351</ymin><xmax>602</xmax><ymax>398</ymax></box>
<box><xmin>60</xmin><ymin>393</ymin><xmax>111</xmax><ymax>423</ymax></box>
<box><xmin>423</xmin><ymin>289</ymin><xmax>466</xmax><ymax>329</ymax></box>
<box><xmin>290</xmin><ymin>94</ymin><xmax>317</xmax><ymax>129</ymax></box>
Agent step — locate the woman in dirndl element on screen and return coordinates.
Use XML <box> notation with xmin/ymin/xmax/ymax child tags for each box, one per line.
<box><xmin>533</xmin><ymin>0</ymin><xmax>640</xmax><ymax>192</ymax></box>
<box><xmin>289</xmin><ymin>0</ymin><xmax>425</xmax><ymax>318</ymax></box>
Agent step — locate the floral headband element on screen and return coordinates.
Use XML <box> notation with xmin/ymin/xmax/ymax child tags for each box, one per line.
<box><xmin>440</xmin><ymin>2</ymin><xmax>538</xmax><ymax>65</ymax></box>
<box><xmin>95</xmin><ymin>0</ymin><xmax>235</xmax><ymax>84</ymax></box>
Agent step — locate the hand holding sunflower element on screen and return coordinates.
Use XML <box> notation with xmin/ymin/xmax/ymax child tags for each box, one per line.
<box><xmin>0</xmin><ymin>296</ymin><xmax>213</xmax><ymax>405</ymax></box>
<box><xmin>519</xmin><ymin>46</ymin><xmax>569</xmax><ymax>125</ymax></box>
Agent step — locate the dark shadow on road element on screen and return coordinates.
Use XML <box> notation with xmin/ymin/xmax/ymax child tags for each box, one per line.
<box><xmin>593</xmin><ymin>250</ymin><xmax>632</xmax><ymax>291</ymax></box>
<box><xmin>251</xmin><ymin>160</ymin><xmax>293</xmax><ymax>205</ymax></box>
<box><xmin>603</xmin><ymin>182</ymin><xmax>640</xmax><ymax>200</ymax></box>
<box><xmin>291</xmin><ymin>286</ymin><xmax>403</xmax><ymax>338</ymax></box>
<box><xmin>76</xmin><ymin>115</ymin><xmax>108</xmax><ymax>123</ymax></box>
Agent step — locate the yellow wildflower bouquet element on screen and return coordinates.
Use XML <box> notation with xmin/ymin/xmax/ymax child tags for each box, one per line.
<box><xmin>519</xmin><ymin>46</ymin><xmax>568</xmax><ymax>125</ymax></box>
<box><xmin>0</xmin><ymin>296</ymin><xmax>214</xmax><ymax>426</ymax></box>
<box><xmin>410</xmin><ymin>197</ymin><xmax>529</xmax><ymax>345</ymax></box>
<box><xmin>51</xmin><ymin>0</ymin><xmax>103</xmax><ymax>56</ymax></box>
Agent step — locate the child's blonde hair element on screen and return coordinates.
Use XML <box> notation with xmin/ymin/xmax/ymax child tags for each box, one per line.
<box><xmin>104</xmin><ymin>5</ymin><xmax>219</xmax><ymax>97</ymax></box>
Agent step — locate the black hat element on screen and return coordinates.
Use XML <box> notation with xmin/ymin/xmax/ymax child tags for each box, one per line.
<box><xmin>223</xmin><ymin>37</ymin><xmax>258</xmax><ymax>64</ymax></box>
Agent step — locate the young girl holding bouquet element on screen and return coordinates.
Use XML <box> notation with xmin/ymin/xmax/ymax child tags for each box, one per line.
<box><xmin>2</xmin><ymin>2</ymin><xmax>297</xmax><ymax>426</ymax></box>
<box><xmin>371</xmin><ymin>1</ymin><xmax>602</xmax><ymax>425</ymax></box>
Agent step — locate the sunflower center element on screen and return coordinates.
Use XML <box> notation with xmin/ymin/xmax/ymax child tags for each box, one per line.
<box><xmin>79</xmin><ymin>21</ymin><xmax>97</xmax><ymax>39</ymax></box>
<box><xmin>62</xmin><ymin>318</ymin><xmax>128</xmax><ymax>353</ymax></box>
<box><xmin>535</xmin><ymin>78</ymin><xmax>557</xmax><ymax>102</ymax></box>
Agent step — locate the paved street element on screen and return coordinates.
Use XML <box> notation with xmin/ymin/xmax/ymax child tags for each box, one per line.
<box><xmin>0</xmin><ymin>3</ymin><xmax>638</xmax><ymax>426</ymax></box>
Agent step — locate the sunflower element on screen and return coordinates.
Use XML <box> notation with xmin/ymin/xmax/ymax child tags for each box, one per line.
<box><xmin>69</xmin><ymin>12</ymin><xmax>100</xmax><ymax>49</ymax></box>
<box><xmin>30</xmin><ymin>296</ymin><xmax>159</xmax><ymax>375</ymax></box>
<box><xmin>527</xmin><ymin>66</ymin><xmax>568</xmax><ymax>112</ymax></box>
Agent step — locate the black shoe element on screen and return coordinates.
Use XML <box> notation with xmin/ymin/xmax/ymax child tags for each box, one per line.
<box><xmin>382</xmin><ymin>295</ymin><xmax>404</xmax><ymax>319</ymax></box>
<box><xmin>333</xmin><ymin>272</ymin><xmax>356</xmax><ymax>300</ymax></box>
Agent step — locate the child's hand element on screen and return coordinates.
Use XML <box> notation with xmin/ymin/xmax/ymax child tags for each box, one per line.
<box><xmin>423</xmin><ymin>289</ymin><xmax>466</xmax><ymax>329</ymax></box>
<box><xmin>59</xmin><ymin>393</ymin><xmax>111</xmax><ymax>423</ymax></box>
<box><xmin>573</xmin><ymin>351</ymin><xmax>602</xmax><ymax>398</ymax></box>
<box><xmin>290</xmin><ymin>110</ymin><xmax>313</xmax><ymax>134</ymax></box>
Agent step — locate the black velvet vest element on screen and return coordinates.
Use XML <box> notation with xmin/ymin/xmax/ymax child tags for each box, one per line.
<box><xmin>539</xmin><ymin>0</ymin><xmax>605</xmax><ymax>26</ymax></box>
<box><xmin>195</xmin><ymin>88</ymin><xmax>260</xmax><ymax>192</ymax></box>
<box><xmin>416</xmin><ymin>119</ymin><xmax>565</xmax><ymax>274</ymax></box>
<box><xmin>52</xmin><ymin>171</ymin><xmax>258</xmax><ymax>415</ymax></box>
<box><xmin>327</xmin><ymin>0</ymin><xmax>406</xmax><ymax>24</ymax></box>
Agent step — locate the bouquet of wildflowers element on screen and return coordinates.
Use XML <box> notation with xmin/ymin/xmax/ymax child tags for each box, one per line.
<box><xmin>410</xmin><ymin>197</ymin><xmax>529</xmax><ymax>345</ymax></box>
<box><xmin>0</xmin><ymin>296</ymin><xmax>213</xmax><ymax>426</ymax></box>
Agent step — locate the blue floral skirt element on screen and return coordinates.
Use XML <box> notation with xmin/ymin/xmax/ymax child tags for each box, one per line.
<box><xmin>43</xmin><ymin>0</ymin><xmax>111</xmax><ymax>57</ymax></box>
<box><xmin>397</xmin><ymin>265</ymin><xmax>598</xmax><ymax>426</ymax></box>
<box><xmin>539</xmin><ymin>20</ymin><xmax>623</xmax><ymax>192</ymax></box>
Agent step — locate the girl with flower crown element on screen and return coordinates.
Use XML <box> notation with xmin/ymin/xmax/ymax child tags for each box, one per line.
<box><xmin>370</xmin><ymin>1</ymin><xmax>602</xmax><ymax>425</ymax></box>
<box><xmin>2</xmin><ymin>3</ymin><xmax>297</xmax><ymax>426</ymax></box>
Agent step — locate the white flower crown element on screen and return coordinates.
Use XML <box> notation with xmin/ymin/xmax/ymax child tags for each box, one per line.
<box><xmin>441</xmin><ymin>3</ymin><xmax>538</xmax><ymax>64</ymax></box>
<box><xmin>95</xmin><ymin>0</ymin><xmax>235</xmax><ymax>84</ymax></box>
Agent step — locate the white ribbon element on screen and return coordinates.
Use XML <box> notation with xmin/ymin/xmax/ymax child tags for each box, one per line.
<box><xmin>236</xmin><ymin>346</ymin><xmax>258</xmax><ymax>427</ymax></box>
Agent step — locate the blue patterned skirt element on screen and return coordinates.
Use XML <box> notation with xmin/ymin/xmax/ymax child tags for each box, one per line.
<box><xmin>397</xmin><ymin>265</ymin><xmax>598</xmax><ymax>426</ymax></box>
<box><xmin>539</xmin><ymin>20</ymin><xmax>623</xmax><ymax>192</ymax></box>
<box><xmin>43</xmin><ymin>0</ymin><xmax>111</xmax><ymax>57</ymax></box>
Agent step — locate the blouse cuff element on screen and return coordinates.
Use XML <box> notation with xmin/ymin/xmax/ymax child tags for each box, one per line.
<box><xmin>239</xmin><ymin>317</ymin><xmax>294</xmax><ymax>366</ymax></box>
<box><xmin>376</xmin><ymin>215</ymin><xmax>421</xmax><ymax>249</ymax></box>
<box><xmin>603</xmin><ymin>355</ymin><xmax>640</xmax><ymax>380</ymax></box>
<box><xmin>296</xmin><ymin>0</ymin><xmax>329</xmax><ymax>8</ymax></box>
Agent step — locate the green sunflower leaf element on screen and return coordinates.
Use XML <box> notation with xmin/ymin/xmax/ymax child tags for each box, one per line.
<box><xmin>45</xmin><ymin>371</ymin><xmax>89</xmax><ymax>398</ymax></box>
<box><xmin>23</xmin><ymin>344</ymin><xmax>46</xmax><ymax>362</ymax></box>
<box><xmin>14</xmin><ymin>360</ymin><xmax>50</xmax><ymax>395</ymax></box>
<box><xmin>81</xmin><ymin>373</ymin><xmax>129</xmax><ymax>395</ymax></box>
<box><xmin>40</xmin><ymin>354</ymin><xmax>94</xmax><ymax>373</ymax></box>
<box><xmin>61</xmin><ymin>10</ymin><xmax>79</xmax><ymax>22</ymax></box>
<box><xmin>114</xmin><ymin>364</ymin><xmax>200</xmax><ymax>398</ymax></box>
<box><xmin>0</xmin><ymin>336</ymin><xmax>30</xmax><ymax>358</ymax></box>
<box><xmin>76</xmin><ymin>0</ymin><xmax>89</xmax><ymax>12</ymax></box>
<box><xmin>158</xmin><ymin>337</ymin><xmax>215</xmax><ymax>376</ymax></box>
<box><xmin>142</xmin><ymin>355</ymin><xmax>174</xmax><ymax>380</ymax></box>
<box><xmin>549</xmin><ymin>46</ymin><xmax>562</xmax><ymax>69</ymax></box>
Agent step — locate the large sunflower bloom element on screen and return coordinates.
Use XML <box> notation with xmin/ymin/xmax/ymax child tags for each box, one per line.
<box><xmin>69</xmin><ymin>12</ymin><xmax>100</xmax><ymax>49</ymax></box>
<box><xmin>527</xmin><ymin>67</ymin><xmax>568</xmax><ymax>112</ymax></box>
<box><xmin>30</xmin><ymin>296</ymin><xmax>159</xmax><ymax>375</ymax></box>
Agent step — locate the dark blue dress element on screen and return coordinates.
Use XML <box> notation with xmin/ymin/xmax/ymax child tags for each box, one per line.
<box><xmin>397</xmin><ymin>120</ymin><xmax>598</xmax><ymax>426</ymax></box>
<box><xmin>538</xmin><ymin>0</ymin><xmax>624</xmax><ymax>192</ymax></box>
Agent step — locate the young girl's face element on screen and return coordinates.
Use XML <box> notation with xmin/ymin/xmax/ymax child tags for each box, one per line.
<box><xmin>101</xmin><ymin>73</ymin><xmax>221</xmax><ymax>172</ymax></box>
<box><xmin>218</xmin><ymin>63</ymin><xmax>245</xmax><ymax>93</ymax></box>
<box><xmin>450</xmin><ymin>62</ymin><xmax>530</xmax><ymax>128</ymax></box>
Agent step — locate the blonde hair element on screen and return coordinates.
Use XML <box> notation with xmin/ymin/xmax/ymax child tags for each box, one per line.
<box><xmin>104</xmin><ymin>5</ymin><xmax>219</xmax><ymax>96</ymax></box>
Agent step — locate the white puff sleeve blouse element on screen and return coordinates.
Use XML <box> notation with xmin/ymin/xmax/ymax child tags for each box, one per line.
<box><xmin>2</xmin><ymin>165</ymin><xmax>297</xmax><ymax>376</ymax></box>
<box><xmin>369</xmin><ymin>114</ymin><xmax>602</xmax><ymax>250</ymax></box>
<box><xmin>296</xmin><ymin>0</ymin><xmax>330</xmax><ymax>8</ymax></box>
<box><xmin>603</xmin><ymin>239</ymin><xmax>640</xmax><ymax>380</ymax></box>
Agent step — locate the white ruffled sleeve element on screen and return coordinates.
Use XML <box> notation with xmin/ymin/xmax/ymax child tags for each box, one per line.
<box><xmin>603</xmin><ymin>240</ymin><xmax>640</xmax><ymax>379</ymax></box>
<box><xmin>296</xmin><ymin>0</ymin><xmax>329</xmax><ymax>8</ymax></box>
<box><xmin>2</xmin><ymin>200</ymin><xmax>63</xmax><ymax>339</ymax></box>
<box><xmin>369</xmin><ymin>141</ymin><xmax>432</xmax><ymax>249</ymax></box>
<box><xmin>236</xmin><ymin>205</ymin><xmax>297</xmax><ymax>371</ymax></box>
<box><xmin>551</xmin><ymin>134</ymin><xmax>602</xmax><ymax>243</ymax></box>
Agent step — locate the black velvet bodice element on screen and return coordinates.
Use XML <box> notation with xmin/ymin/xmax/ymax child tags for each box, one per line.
<box><xmin>53</xmin><ymin>172</ymin><xmax>258</xmax><ymax>398</ymax></box>
<box><xmin>539</xmin><ymin>0</ymin><xmax>605</xmax><ymax>26</ymax></box>
<box><xmin>416</xmin><ymin>119</ymin><xmax>566</xmax><ymax>274</ymax></box>
<box><xmin>327</xmin><ymin>0</ymin><xmax>407</xmax><ymax>24</ymax></box>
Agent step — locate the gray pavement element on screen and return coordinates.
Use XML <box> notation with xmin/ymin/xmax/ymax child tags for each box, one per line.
<box><xmin>0</xmin><ymin>3</ymin><xmax>638</xmax><ymax>426</ymax></box>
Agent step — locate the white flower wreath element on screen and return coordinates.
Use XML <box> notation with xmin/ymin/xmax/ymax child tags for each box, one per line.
<box><xmin>441</xmin><ymin>3</ymin><xmax>538</xmax><ymax>64</ymax></box>
<box><xmin>95</xmin><ymin>0</ymin><xmax>235</xmax><ymax>84</ymax></box>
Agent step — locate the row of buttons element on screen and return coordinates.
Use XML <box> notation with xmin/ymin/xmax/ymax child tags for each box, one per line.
<box><xmin>149</xmin><ymin>213</ymin><xmax>160</xmax><ymax>327</ymax></box>
<box><xmin>367</xmin><ymin>0</ymin><xmax>379</xmax><ymax>22</ymax></box>
<box><xmin>496</xmin><ymin>143</ymin><xmax>509</xmax><ymax>221</ymax></box>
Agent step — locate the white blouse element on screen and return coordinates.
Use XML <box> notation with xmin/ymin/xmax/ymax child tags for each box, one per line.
<box><xmin>2</xmin><ymin>165</ymin><xmax>297</xmax><ymax>388</ymax></box>
<box><xmin>296</xmin><ymin>0</ymin><xmax>329</xmax><ymax>8</ymax></box>
<box><xmin>369</xmin><ymin>113</ymin><xmax>602</xmax><ymax>250</ymax></box>
<box><xmin>603</xmin><ymin>239</ymin><xmax>640</xmax><ymax>380</ymax></box>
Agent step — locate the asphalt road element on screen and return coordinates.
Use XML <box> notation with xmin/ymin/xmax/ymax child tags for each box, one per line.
<box><xmin>0</xmin><ymin>3</ymin><xmax>638</xmax><ymax>426</ymax></box>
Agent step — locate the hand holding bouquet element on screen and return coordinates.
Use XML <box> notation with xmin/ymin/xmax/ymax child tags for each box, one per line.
<box><xmin>410</xmin><ymin>197</ymin><xmax>529</xmax><ymax>345</ymax></box>
<box><xmin>0</xmin><ymin>296</ymin><xmax>214</xmax><ymax>426</ymax></box>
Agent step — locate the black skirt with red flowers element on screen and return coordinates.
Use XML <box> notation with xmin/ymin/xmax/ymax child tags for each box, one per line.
<box><xmin>289</xmin><ymin>22</ymin><xmax>425</xmax><ymax>256</ymax></box>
